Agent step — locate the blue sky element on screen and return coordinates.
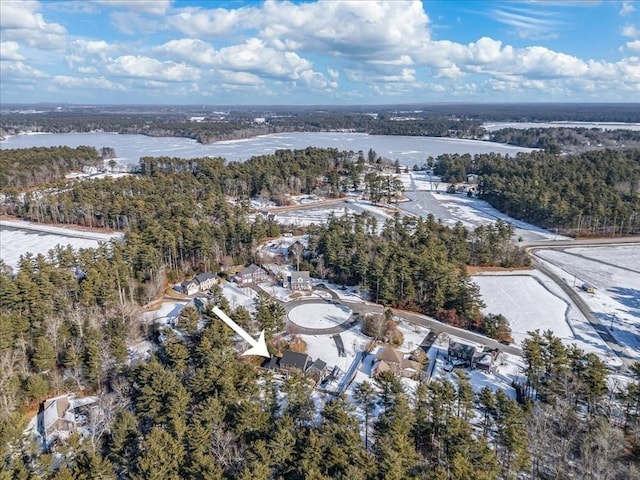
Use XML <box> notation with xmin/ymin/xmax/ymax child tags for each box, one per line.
<box><xmin>1</xmin><ymin>0</ymin><xmax>639</xmax><ymax>104</ymax></box>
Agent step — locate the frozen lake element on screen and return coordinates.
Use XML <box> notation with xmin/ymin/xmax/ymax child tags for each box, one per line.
<box><xmin>0</xmin><ymin>131</ymin><xmax>535</xmax><ymax>167</ymax></box>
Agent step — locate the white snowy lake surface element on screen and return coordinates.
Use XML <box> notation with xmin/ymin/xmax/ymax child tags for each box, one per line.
<box><xmin>0</xmin><ymin>131</ymin><xmax>535</xmax><ymax>167</ymax></box>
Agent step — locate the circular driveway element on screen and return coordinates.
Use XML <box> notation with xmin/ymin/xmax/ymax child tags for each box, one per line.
<box><xmin>288</xmin><ymin>302</ymin><xmax>352</xmax><ymax>330</ymax></box>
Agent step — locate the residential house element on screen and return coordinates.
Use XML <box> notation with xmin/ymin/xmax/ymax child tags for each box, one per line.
<box><xmin>41</xmin><ymin>394</ymin><xmax>76</xmax><ymax>444</ymax></box>
<box><xmin>289</xmin><ymin>271</ymin><xmax>313</xmax><ymax>291</ymax></box>
<box><xmin>371</xmin><ymin>347</ymin><xmax>424</xmax><ymax>379</ymax></box>
<box><xmin>180</xmin><ymin>271</ymin><xmax>216</xmax><ymax>295</ymax></box>
<box><xmin>236</xmin><ymin>264</ymin><xmax>269</xmax><ymax>286</ymax></box>
<box><xmin>262</xmin><ymin>350</ymin><xmax>328</xmax><ymax>385</ymax></box>
<box><xmin>447</xmin><ymin>341</ymin><xmax>477</xmax><ymax>366</ymax></box>
<box><xmin>279</xmin><ymin>350</ymin><xmax>311</xmax><ymax>375</ymax></box>
<box><xmin>181</xmin><ymin>279</ymin><xmax>200</xmax><ymax>296</ymax></box>
<box><xmin>306</xmin><ymin>358</ymin><xmax>328</xmax><ymax>384</ymax></box>
<box><xmin>195</xmin><ymin>272</ymin><xmax>216</xmax><ymax>291</ymax></box>
<box><xmin>474</xmin><ymin>352</ymin><xmax>495</xmax><ymax>372</ymax></box>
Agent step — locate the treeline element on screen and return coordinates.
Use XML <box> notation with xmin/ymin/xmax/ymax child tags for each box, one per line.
<box><xmin>266</xmin><ymin>112</ymin><xmax>485</xmax><ymax>138</ymax></box>
<box><xmin>1</xmin><ymin>110</ymin><xmax>486</xmax><ymax>145</ymax></box>
<box><xmin>0</xmin><ymin>113</ymin><xmax>280</xmax><ymax>145</ymax></box>
<box><xmin>490</xmin><ymin>127</ymin><xmax>640</xmax><ymax>153</ymax></box>
<box><xmin>435</xmin><ymin>149</ymin><xmax>640</xmax><ymax>236</ymax></box>
<box><xmin>306</xmin><ymin>213</ymin><xmax>527</xmax><ymax>338</ymax></box>
<box><xmin>0</xmin><ymin>146</ymin><xmax>102</xmax><ymax>190</ymax></box>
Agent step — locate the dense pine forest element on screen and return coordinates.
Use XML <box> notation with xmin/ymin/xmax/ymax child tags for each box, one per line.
<box><xmin>0</xmin><ymin>146</ymin><xmax>103</xmax><ymax>190</ymax></box>
<box><xmin>1</xmin><ymin>143</ymin><xmax>639</xmax><ymax>478</ymax></box>
<box><xmin>435</xmin><ymin>149</ymin><xmax>640</xmax><ymax>236</ymax></box>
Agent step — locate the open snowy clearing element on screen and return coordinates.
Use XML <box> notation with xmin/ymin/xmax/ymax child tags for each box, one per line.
<box><xmin>0</xmin><ymin>219</ymin><xmax>123</xmax><ymax>269</ymax></box>
<box><xmin>473</xmin><ymin>273</ymin><xmax>572</xmax><ymax>343</ymax></box>
<box><xmin>473</xmin><ymin>269</ymin><xmax>624</xmax><ymax>367</ymax></box>
<box><xmin>221</xmin><ymin>280</ymin><xmax>257</xmax><ymax>311</ymax></box>
<box><xmin>288</xmin><ymin>302</ymin><xmax>352</xmax><ymax>329</ymax></box>
<box><xmin>273</xmin><ymin>201</ymin><xmax>391</xmax><ymax>230</ymax></box>
<box><xmin>400</xmin><ymin>188</ymin><xmax>568</xmax><ymax>243</ymax></box>
<box><xmin>534</xmin><ymin>247</ymin><xmax>640</xmax><ymax>363</ymax></box>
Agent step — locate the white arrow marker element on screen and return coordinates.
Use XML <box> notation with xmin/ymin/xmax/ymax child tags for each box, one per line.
<box><xmin>211</xmin><ymin>306</ymin><xmax>270</xmax><ymax>358</ymax></box>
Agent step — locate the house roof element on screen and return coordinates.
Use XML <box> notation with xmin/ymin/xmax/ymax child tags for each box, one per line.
<box><xmin>262</xmin><ymin>355</ymin><xmax>280</xmax><ymax>371</ymax></box>
<box><xmin>448</xmin><ymin>341</ymin><xmax>477</xmax><ymax>359</ymax></box>
<box><xmin>195</xmin><ymin>272</ymin><xmax>215</xmax><ymax>283</ymax></box>
<box><xmin>290</xmin><ymin>271</ymin><xmax>310</xmax><ymax>281</ymax></box>
<box><xmin>280</xmin><ymin>350</ymin><xmax>311</xmax><ymax>370</ymax></box>
<box><xmin>400</xmin><ymin>359</ymin><xmax>423</xmax><ymax>372</ymax></box>
<box><xmin>308</xmin><ymin>358</ymin><xmax>327</xmax><ymax>372</ymax></box>
<box><xmin>376</xmin><ymin>347</ymin><xmax>404</xmax><ymax>364</ymax></box>
<box><xmin>372</xmin><ymin>360</ymin><xmax>392</xmax><ymax>376</ymax></box>
<box><xmin>181</xmin><ymin>279</ymin><xmax>198</xmax><ymax>287</ymax></box>
<box><xmin>43</xmin><ymin>394</ymin><xmax>72</xmax><ymax>434</ymax></box>
<box><xmin>241</xmin><ymin>264</ymin><xmax>265</xmax><ymax>275</ymax></box>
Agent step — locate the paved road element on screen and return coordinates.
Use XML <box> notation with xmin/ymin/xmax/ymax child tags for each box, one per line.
<box><xmin>529</xmin><ymin>253</ymin><xmax>636</xmax><ymax>369</ymax></box>
<box><xmin>523</xmin><ymin>236</ymin><xmax>640</xmax><ymax>248</ymax></box>
<box><xmin>346</xmin><ymin>300</ymin><xmax>523</xmax><ymax>356</ymax></box>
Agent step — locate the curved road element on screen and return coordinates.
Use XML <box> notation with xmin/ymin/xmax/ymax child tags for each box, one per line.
<box><xmin>280</xmin><ymin>237</ymin><xmax>639</xmax><ymax>367</ymax></box>
<box><xmin>528</xmin><ymin>249</ymin><xmax>637</xmax><ymax>369</ymax></box>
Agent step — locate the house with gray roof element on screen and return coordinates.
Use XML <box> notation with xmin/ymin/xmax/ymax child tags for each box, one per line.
<box><xmin>289</xmin><ymin>271</ymin><xmax>312</xmax><ymax>291</ymax></box>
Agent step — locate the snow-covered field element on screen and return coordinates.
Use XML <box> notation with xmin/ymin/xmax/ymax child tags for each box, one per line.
<box><xmin>473</xmin><ymin>272</ymin><xmax>573</xmax><ymax>344</ymax></box>
<box><xmin>0</xmin><ymin>219</ymin><xmax>123</xmax><ymax>269</ymax></box>
<box><xmin>534</xmin><ymin>246</ymin><xmax>640</xmax><ymax>362</ymax></box>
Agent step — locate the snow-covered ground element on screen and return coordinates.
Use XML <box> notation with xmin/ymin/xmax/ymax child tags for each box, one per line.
<box><xmin>483</xmin><ymin>121</ymin><xmax>640</xmax><ymax>132</ymax></box>
<box><xmin>427</xmin><ymin>333</ymin><xmax>520</xmax><ymax>400</ymax></box>
<box><xmin>273</xmin><ymin>201</ymin><xmax>391</xmax><ymax>230</ymax></box>
<box><xmin>473</xmin><ymin>272</ymin><xmax>573</xmax><ymax>344</ymax></box>
<box><xmin>0</xmin><ymin>219</ymin><xmax>123</xmax><ymax>269</ymax></box>
<box><xmin>221</xmin><ymin>280</ymin><xmax>257</xmax><ymax>311</ymax></box>
<box><xmin>401</xmin><ymin>187</ymin><xmax>569</xmax><ymax>243</ymax></box>
<box><xmin>534</xmin><ymin>246</ymin><xmax>640</xmax><ymax>363</ymax></box>
<box><xmin>142</xmin><ymin>299</ymin><xmax>189</xmax><ymax>326</ymax></box>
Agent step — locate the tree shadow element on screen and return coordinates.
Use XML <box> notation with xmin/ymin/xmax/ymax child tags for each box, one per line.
<box><xmin>607</xmin><ymin>287</ymin><xmax>640</xmax><ymax>318</ymax></box>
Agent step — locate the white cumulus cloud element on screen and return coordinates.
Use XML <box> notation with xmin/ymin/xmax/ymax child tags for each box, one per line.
<box><xmin>52</xmin><ymin>75</ymin><xmax>126</xmax><ymax>91</ymax></box>
<box><xmin>105</xmin><ymin>55</ymin><xmax>200</xmax><ymax>82</ymax></box>
<box><xmin>0</xmin><ymin>0</ymin><xmax>66</xmax><ymax>50</ymax></box>
<box><xmin>620</xmin><ymin>1</ymin><xmax>636</xmax><ymax>16</ymax></box>
<box><xmin>153</xmin><ymin>38</ymin><xmax>216</xmax><ymax>65</ymax></box>
<box><xmin>627</xmin><ymin>40</ymin><xmax>640</xmax><ymax>52</ymax></box>
<box><xmin>0</xmin><ymin>41</ymin><xmax>24</xmax><ymax>61</ymax></box>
